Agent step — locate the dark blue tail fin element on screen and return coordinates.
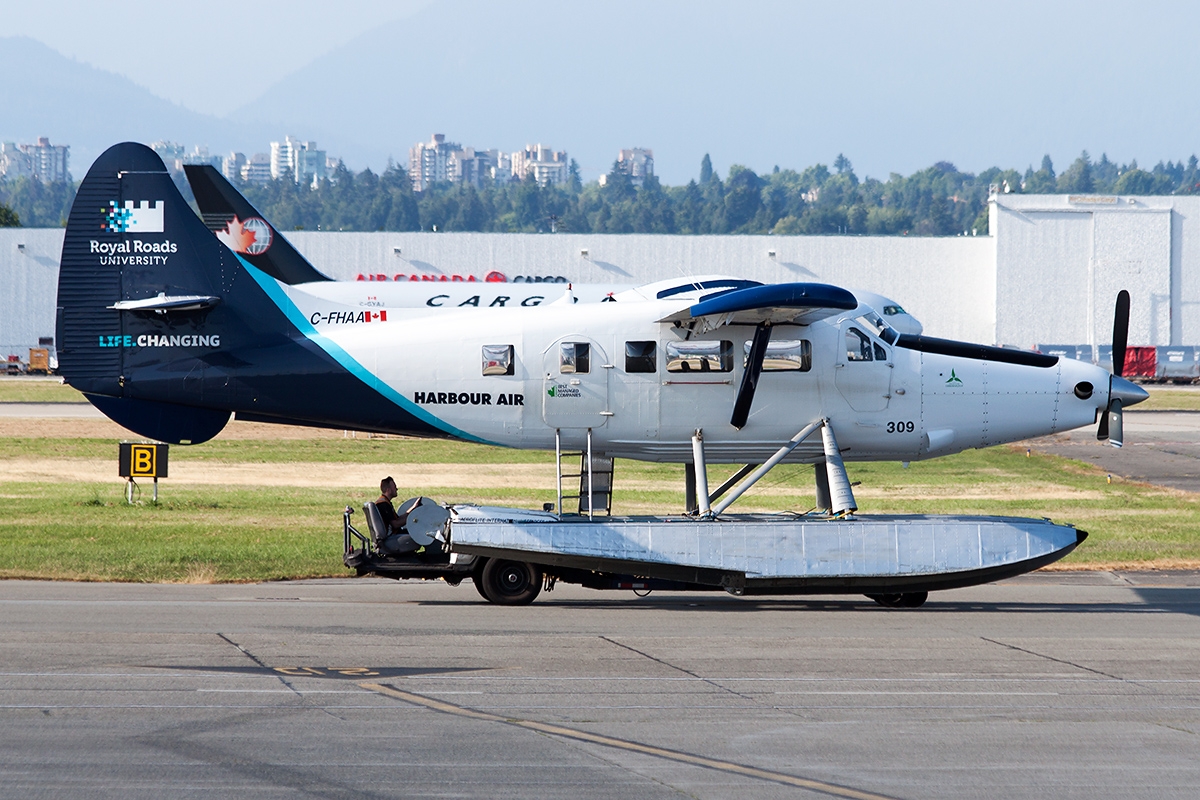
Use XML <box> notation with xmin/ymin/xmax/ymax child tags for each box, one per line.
<box><xmin>56</xmin><ymin>142</ymin><xmax>237</xmax><ymax>442</ymax></box>
<box><xmin>56</xmin><ymin>142</ymin><xmax>443</xmax><ymax>445</ymax></box>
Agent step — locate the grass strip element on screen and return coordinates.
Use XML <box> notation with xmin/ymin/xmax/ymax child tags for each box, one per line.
<box><xmin>0</xmin><ymin>381</ymin><xmax>85</xmax><ymax>403</ymax></box>
<box><xmin>0</xmin><ymin>438</ymin><xmax>1197</xmax><ymax>582</ymax></box>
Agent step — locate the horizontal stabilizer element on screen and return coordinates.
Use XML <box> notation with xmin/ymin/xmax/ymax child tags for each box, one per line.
<box><xmin>660</xmin><ymin>283</ymin><xmax>858</xmax><ymax>328</ymax></box>
<box><xmin>109</xmin><ymin>293</ymin><xmax>220</xmax><ymax>313</ymax></box>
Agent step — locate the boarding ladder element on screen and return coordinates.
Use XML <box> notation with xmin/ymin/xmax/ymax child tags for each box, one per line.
<box><xmin>555</xmin><ymin>428</ymin><xmax>613</xmax><ymax>519</ymax></box>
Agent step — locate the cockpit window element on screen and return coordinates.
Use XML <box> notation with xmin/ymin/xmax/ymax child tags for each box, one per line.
<box><xmin>856</xmin><ymin>313</ymin><xmax>898</xmax><ymax>345</ymax></box>
<box><xmin>846</xmin><ymin>328</ymin><xmax>874</xmax><ymax>362</ymax></box>
<box><xmin>743</xmin><ymin>339</ymin><xmax>811</xmax><ymax>372</ymax></box>
<box><xmin>666</xmin><ymin>340</ymin><xmax>733</xmax><ymax>373</ymax></box>
<box><xmin>482</xmin><ymin>344</ymin><xmax>515</xmax><ymax>376</ymax></box>
<box><xmin>883</xmin><ymin>305</ymin><xmax>905</xmax><ymax>316</ymax></box>
<box><xmin>560</xmin><ymin>342</ymin><xmax>590</xmax><ymax>374</ymax></box>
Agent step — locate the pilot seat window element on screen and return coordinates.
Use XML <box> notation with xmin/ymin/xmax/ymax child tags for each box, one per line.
<box><xmin>560</xmin><ymin>342</ymin><xmax>590</xmax><ymax>374</ymax></box>
<box><xmin>482</xmin><ymin>344</ymin><xmax>515</xmax><ymax>376</ymax></box>
<box><xmin>744</xmin><ymin>339</ymin><xmax>811</xmax><ymax>372</ymax></box>
<box><xmin>846</xmin><ymin>328</ymin><xmax>873</xmax><ymax>362</ymax></box>
<box><xmin>666</xmin><ymin>340</ymin><xmax>732</xmax><ymax>373</ymax></box>
<box><xmin>625</xmin><ymin>341</ymin><xmax>656</xmax><ymax>373</ymax></box>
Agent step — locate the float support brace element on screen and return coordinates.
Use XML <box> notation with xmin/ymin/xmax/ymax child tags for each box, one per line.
<box><xmin>709</xmin><ymin>420</ymin><xmax>823</xmax><ymax>517</ymax></box>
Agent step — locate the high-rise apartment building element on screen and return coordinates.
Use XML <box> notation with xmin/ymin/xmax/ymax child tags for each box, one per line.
<box><xmin>270</xmin><ymin>136</ymin><xmax>297</xmax><ymax>180</ymax></box>
<box><xmin>241</xmin><ymin>153</ymin><xmax>272</xmax><ymax>184</ymax></box>
<box><xmin>617</xmin><ymin>148</ymin><xmax>654</xmax><ymax>186</ymax></box>
<box><xmin>294</xmin><ymin>144</ymin><xmax>327</xmax><ymax>187</ymax></box>
<box><xmin>270</xmin><ymin>136</ymin><xmax>327</xmax><ymax>185</ymax></box>
<box><xmin>151</xmin><ymin>141</ymin><xmax>186</xmax><ymax>171</ymax></box>
<box><xmin>224</xmin><ymin>152</ymin><xmax>247</xmax><ymax>181</ymax></box>
<box><xmin>409</xmin><ymin>134</ymin><xmax>463</xmax><ymax>191</ymax></box>
<box><xmin>1</xmin><ymin>137</ymin><xmax>71</xmax><ymax>182</ymax></box>
<box><xmin>448</xmin><ymin>147</ymin><xmax>509</xmax><ymax>187</ymax></box>
<box><xmin>512</xmin><ymin>144</ymin><xmax>569</xmax><ymax>187</ymax></box>
<box><xmin>0</xmin><ymin>143</ymin><xmax>31</xmax><ymax>180</ymax></box>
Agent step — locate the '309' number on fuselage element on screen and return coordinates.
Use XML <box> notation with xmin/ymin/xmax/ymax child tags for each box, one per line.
<box><xmin>886</xmin><ymin>421</ymin><xmax>915</xmax><ymax>433</ymax></box>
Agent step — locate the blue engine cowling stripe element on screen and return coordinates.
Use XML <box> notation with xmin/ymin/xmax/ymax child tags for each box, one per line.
<box><xmin>240</xmin><ymin>257</ymin><xmax>495</xmax><ymax>445</ymax></box>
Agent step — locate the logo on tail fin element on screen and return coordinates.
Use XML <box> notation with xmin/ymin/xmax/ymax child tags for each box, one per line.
<box><xmin>216</xmin><ymin>216</ymin><xmax>273</xmax><ymax>255</ymax></box>
<box><xmin>102</xmin><ymin>200</ymin><xmax>164</xmax><ymax>233</ymax></box>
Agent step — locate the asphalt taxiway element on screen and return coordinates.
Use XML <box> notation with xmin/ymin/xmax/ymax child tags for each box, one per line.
<box><xmin>1</xmin><ymin>574</ymin><xmax>1198</xmax><ymax>799</ymax></box>
<box><xmin>1028</xmin><ymin>410</ymin><xmax>1200</xmax><ymax>492</ymax></box>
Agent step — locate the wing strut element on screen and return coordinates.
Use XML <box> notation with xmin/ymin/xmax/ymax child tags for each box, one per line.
<box><xmin>730</xmin><ymin>323</ymin><xmax>772</xmax><ymax>429</ymax></box>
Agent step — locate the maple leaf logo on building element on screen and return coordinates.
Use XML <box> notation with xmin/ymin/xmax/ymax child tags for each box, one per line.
<box><xmin>215</xmin><ymin>216</ymin><xmax>273</xmax><ymax>256</ymax></box>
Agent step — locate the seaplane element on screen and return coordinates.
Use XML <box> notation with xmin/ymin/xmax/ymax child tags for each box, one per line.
<box><xmin>55</xmin><ymin>143</ymin><xmax>1148</xmax><ymax>606</ymax></box>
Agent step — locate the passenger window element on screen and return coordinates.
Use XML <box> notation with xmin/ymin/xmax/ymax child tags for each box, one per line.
<box><xmin>625</xmin><ymin>341</ymin><xmax>656</xmax><ymax>373</ymax></box>
<box><xmin>846</xmin><ymin>328</ymin><xmax>873</xmax><ymax>362</ymax></box>
<box><xmin>745</xmin><ymin>339</ymin><xmax>811</xmax><ymax>372</ymax></box>
<box><xmin>874</xmin><ymin>342</ymin><xmax>887</xmax><ymax>361</ymax></box>
<box><xmin>482</xmin><ymin>344</ymin><xmax>515</xmax><ymax>376</ymax></box>
<box><xmin>666</xmin><ymin>340</ymin><xmax>732</xmax><ymax>373</ymax></box>
<box><xmin>560</xmin><ymin>342</ymin><xmax>590</xmax><ymax>374</ymax></box>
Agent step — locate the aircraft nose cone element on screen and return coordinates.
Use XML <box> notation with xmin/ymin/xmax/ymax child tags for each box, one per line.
<box><xmin>1111</xmin><ymin>375</ymin><xmax>1149</xmax><ymax>408</ymax></box>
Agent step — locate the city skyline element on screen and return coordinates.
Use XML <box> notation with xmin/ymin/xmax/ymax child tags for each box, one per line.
<box><xmin>5</xmin><ymin>1</ymin><xmax>1200</xmax><ymax>185</ymax></box>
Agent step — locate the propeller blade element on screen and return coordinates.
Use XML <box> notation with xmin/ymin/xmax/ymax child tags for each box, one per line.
<box><xmin>1108</xmin><ymin>399</ymin><xmax>1124</xmax><ymax>448</ymax></box>
<box><xmin>1112</xmin><ymin>290</ymin><xmax>1130</xmax><ymax>377</ymax></box>
<box><xmin>731</xmin><ymin>323</ymin><xmax>772</xmax><ymax>430</ymax></box>
<box><xmin>1097</xmin><ymin>402</ymin><xmax>1109</xmax><ymax>441</ymax></box>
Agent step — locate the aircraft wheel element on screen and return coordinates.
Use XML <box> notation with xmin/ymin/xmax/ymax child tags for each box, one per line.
<box><xmin>479</xmin><ymin>559</ymin><xmax>543</xmax><ymax>605</ymax></box>
<box><xmin>867</xmin><ymin>592</ymin><xmax>927</xmax><ymax>608</ymax></box>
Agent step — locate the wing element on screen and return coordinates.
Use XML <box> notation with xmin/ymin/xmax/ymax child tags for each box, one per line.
<box><xmin>659</xmin><ymin>282</ymin><xmax>858</xmax><ymax>330</ymax></box>
<box><xmin>657</xmin><ymin>283</ymin><xmax>858</xmax><ymax>430</ymax></box>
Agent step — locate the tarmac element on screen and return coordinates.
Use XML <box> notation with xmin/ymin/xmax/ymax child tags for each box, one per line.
<box><xmin>1028</xmin><ymin>410</ymin><xmax>1200</xmax><ymax>493</ymax></box>
<box><xmin>2</xmin><ymin>394</ymin><xmax>1198</xmax><ymax>797</ymax></box>
<box><xmin>0</xmin><ymin>574</ymin><xmax>1198</xmax><ymax>799</ymax></box>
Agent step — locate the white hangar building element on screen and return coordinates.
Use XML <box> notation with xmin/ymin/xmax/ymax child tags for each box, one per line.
<box><xmin>2</xmin><ymin>193</ymin><xmax>1199</xmax><ymax>359</ymax></box>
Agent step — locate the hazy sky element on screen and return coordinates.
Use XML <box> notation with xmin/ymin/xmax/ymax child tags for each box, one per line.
<box><xmin>6</xmin><ymin>0</ymin><xmax>434</xmax><ymax>117</ymax></box>
<box><xmin>8</xmin><ymin>0</ymin><xmax>1200</xmax><ymax>183</ymax></box>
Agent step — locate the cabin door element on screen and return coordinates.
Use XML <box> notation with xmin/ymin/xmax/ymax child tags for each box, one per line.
<box><xmin>542</xmin><ymin>336</ymin><xmax>611</xmax><ymax>429</ymax></box>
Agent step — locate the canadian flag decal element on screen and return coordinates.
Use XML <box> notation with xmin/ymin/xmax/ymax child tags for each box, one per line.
<box><xmin>363</xmin><ymin>311</ymin><xmax>387</xmax><ymax>323</ymax></box>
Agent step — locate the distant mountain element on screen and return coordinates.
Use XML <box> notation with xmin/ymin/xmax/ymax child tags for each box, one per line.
<box><xmin>224</xmin><ymin>0</ymin><xmax>1200</xmax><ymax>185</ymax></box>
<box><xmin>0</xmin><ymin>37</ymin><xmax>297</xmax><ymax>175</ymax></box>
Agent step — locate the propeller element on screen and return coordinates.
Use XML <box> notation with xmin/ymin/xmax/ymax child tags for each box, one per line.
<box><xmin>1097</xmin><ymin>290</ymin><xmax>1137</xmax><ymax>448</ymax></box>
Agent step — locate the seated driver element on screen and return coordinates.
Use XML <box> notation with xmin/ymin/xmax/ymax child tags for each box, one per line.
<box><xmin>374</xmin><ymin>476</ymin><xmax>420</xmax><ymax>555</ymax></box>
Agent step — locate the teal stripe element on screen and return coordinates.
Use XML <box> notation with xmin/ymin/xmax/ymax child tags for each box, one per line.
<box><xmin>239</xmin><ymin>258</ymin><xmax>494</xmax><ymax>445</ymax></box>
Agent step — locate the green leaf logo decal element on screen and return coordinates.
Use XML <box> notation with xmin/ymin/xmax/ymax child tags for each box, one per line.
<box><xmin>946</xmin><ymin>369</ymin><xmax>963</xmax><ymax>387</ymax></box>
<box><xmin>547</xmin><ymin>386</ymin><xmax>557</xmax><ymax>397</ymax></box>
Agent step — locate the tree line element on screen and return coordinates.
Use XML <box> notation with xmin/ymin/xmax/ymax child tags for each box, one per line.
<box><xmin>4</xmin><ymin>151</ymin><xmax>1200</xmax><ymax>234</ymax></box>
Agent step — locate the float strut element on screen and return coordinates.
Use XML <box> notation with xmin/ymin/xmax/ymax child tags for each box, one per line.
<box><xmin>684</xmin><ymin>463</ymin><xmax>698</xmax><ymax>514</ymax></box>
<box><xmin>821</xmin><ymin>420</ymin><xmax>857</xmax><ymax>515</ymax></box>
<box><xmin>814</xmin><ymin>460</ymin><xmax>831</xmax><ymax>512</ymax></box>
<box><xmin>692</xmin><ymin>429</ymin><xmax>711</xmax><ymax>517</ymax></box>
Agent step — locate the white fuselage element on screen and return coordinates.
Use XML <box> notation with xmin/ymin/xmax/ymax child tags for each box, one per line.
<box><xmin>266</xmin><ymin>276</ymin><xmax>1112</xmax><ymax>463</ymax></box>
